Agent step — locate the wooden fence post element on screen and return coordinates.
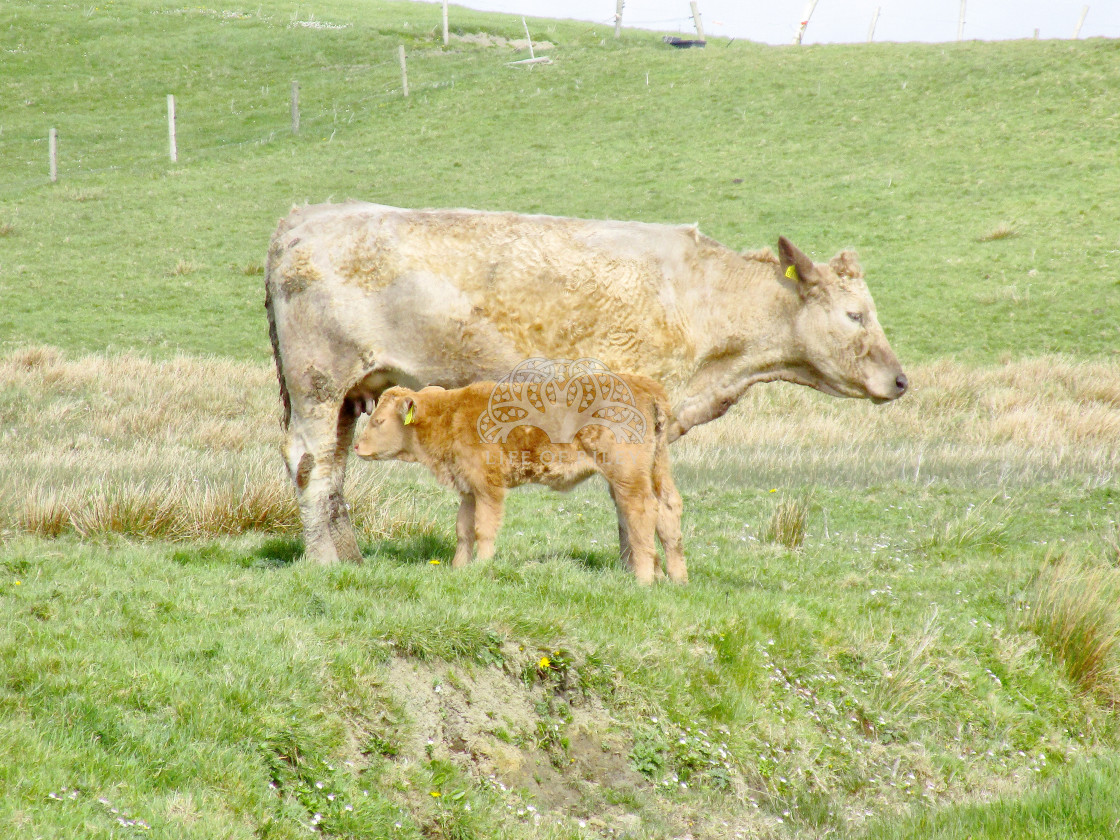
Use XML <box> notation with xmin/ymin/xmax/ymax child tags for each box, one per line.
<box><xmin>1074</xmin><ymin>5</ymin><xmax>1088</xmax><ymax>39</ymax></box>
<box><xmin>49</xmin><ymin>128</ymin><xmax>58</xmax><ymax>183</ymax></box>
<box><xmin>868</xmin><ymin>6</ymin><xmax>880</xmax><ymax>42</ymax></box>
<box><xmin>689</xmin><ymin>1</ymin><xmax>705</xmax><ymax>40</ymax></box>
<box><xmin>442</xmin><ymin>0</ymin><xmax>449</xmax><ymax>46</ymax></box>
<box><xmin>167</xmin><ymin>94</ymin><xmax>178</xmax><ymax>163</ymax></box>
<box><xmin>291</xmin><ymin>81</ymin><xmax>300</xmax><ymax>135</ymax></box>
<box><xmin>957</xmin><ymin>0</ymin><xmax>966</xmax><ymax>41</ymax></box>
<box><xmin>614</xmin><ymin>0</ymin><xmax>624</xmax><ymax>38</ymax></box>
<box><xmin>794</xmin><ymin>0</ymin><xmax>818</xmax><ymax>45</ymax></box>
<box><xmin>398</xmin><ymin>45</ymin><xmax>409</xmax><ymax>97</ymax></box>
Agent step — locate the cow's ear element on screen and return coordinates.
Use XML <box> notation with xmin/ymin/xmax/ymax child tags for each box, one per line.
<box><xmin>399</xmin><ymin>398</ymin><xmax>417</xmax><ymax>426</ymax></box>
<box><xmin>778</xmin><ymin>236</ymin><xmax>820</xmax><ymax>297</ymax></box>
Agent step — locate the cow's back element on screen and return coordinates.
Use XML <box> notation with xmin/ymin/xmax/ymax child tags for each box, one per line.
<box><xmin>268</xmin><ymin>203</ymin><xmax>705</xmax><ymax>394</ymax></box>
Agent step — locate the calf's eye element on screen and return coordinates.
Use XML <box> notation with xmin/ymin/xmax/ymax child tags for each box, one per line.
<box><xmin>847</xmin><ymin>311</ymin><xmax>864</xmax><ymax>324</ymax></box>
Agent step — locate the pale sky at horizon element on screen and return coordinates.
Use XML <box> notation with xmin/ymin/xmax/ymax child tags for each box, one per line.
<box><xmin>429</xmin><ymin>0</ymin><xmax>1120</xmax><ymax>45</ymax></box>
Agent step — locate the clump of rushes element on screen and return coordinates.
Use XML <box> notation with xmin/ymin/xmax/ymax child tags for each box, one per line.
<box><xmin>1026</xmin><ymin>557</ymin><xmax>1120</xmax><ymax>705</ymax></box>
<box><xmin>765</xmin><ymin>495</ymin><xmax>809</xmax><ymax>549</ymax></box>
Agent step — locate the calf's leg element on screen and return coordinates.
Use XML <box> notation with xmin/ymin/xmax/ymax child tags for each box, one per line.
<box><xmin>652</xmin><ymin>448</ymin><xmax>687</xmax><ymax>584</ymax></box>
<box><xmin>611</xmin><ymin>479</ymin><xmax>659</xmax><ymax>585</ymax></box>
<box><xmin>608</xmin><ymin>484</ymin><xmax>634</xmax><ymax>569</ymax></box>
<box><xmin>472</xmin><ymin>489</ymin><xmax>506</xmax><ymax>561</ymax></box>
<box><xmin>454</xmin><ymin>493</ymin><xmax>476</xmax><ymax>567</ymax></box>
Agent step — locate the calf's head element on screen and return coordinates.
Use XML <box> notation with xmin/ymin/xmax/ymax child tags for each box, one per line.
<box><xmin>354</xmin><ymin>387</ymin><xmax>418</xmax><ymax>461</ymax></box>
<box><xmin>779</xmin><ymin>236</ymin><xmax>907</xmax><ymax>403</ymax></box>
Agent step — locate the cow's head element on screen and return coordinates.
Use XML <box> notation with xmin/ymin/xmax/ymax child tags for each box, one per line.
<box><xmin>354</xmin><ymin>386</ymin><xmax>418</xmax><ymax>461</ymax></box>
<box><xmin>779</xmin><ymin>236</ymin><xmax>907</xmax><ymax>403</ymax></box>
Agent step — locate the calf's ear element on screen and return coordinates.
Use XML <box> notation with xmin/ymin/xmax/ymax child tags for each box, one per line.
<box><xmin>778</xmin><ymin>236</ymin><xmax>821</xmax><ymax>298</ymax></box>
<box><xmin>399</xmin><ymin>398</ymin><xmax>417</xmax><ymax>426</ymax></box>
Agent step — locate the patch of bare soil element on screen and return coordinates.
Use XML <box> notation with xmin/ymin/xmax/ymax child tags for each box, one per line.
<box><xmin>451</xmin><ymin>32</ymin><xmax>555</xmax><ymax>52</ymax></box>
<box><xmin>381</xmin><ymin>653</ymin><xmax>656</xmax><ymax>833</ymax></box>
<box><xmin>366</xmin><ymin>651</ymin><xmax>777</xmax><ymax>839</ymax></box>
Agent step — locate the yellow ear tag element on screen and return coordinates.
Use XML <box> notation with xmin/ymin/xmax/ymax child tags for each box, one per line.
<box><xmin>404</xmin><ymin>404</ymin><xmax>415</xmax><ymax>425</ymax></box>
<box><xmin>784</xmin><ymin>264</ymin><xmax>800</xmax><ymax>281</ymax></box>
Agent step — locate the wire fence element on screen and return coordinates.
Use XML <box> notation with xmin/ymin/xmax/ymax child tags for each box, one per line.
<box><xmin>2</xmin><ymin>2</ymin><xmax>1107</xmax><ymax>198</ymax></box>
<box><xmin>0</xmin><ymin>48</ymin><xmax>512</xmax><ymax>199</ymax></box>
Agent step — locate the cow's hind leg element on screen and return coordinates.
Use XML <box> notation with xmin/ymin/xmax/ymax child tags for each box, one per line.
<box><xmin>284</xmin><ymin>401</ymin><xmax>361</xmax><ymax>565</ymax></box>
<box><xmin>325</xmin><ymin>399</ymin><xmax>363</xmax><ymax>563</ymax></box>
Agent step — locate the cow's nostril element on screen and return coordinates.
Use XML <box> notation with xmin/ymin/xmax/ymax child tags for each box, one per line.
<box><xmin>896</xmin><ymin>373</ymin><xmax>909</xmax><ymax>394</ymax></box>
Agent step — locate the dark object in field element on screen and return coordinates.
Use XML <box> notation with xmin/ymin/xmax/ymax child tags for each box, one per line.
<box><xmin>663</xmin><ymin>36</ymin><xmax>706</xmax><ymax>48</ymax></box>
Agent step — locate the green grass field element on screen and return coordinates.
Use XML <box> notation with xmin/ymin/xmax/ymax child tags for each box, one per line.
<box><xmin>2</xmin><ymin>2</ymin><xmax>1119</xmax><ymax>838</ymax></box>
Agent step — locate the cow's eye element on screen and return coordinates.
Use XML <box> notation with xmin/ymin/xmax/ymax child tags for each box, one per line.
<box><xmin>847</xmin><ymin>311</ymin><xmax>864</xmax><ymax>324</ymax></box>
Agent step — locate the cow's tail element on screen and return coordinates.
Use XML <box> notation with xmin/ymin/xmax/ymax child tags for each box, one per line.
<box><xmin>264</xmin><ymin>226</ymin><xmax>292</xmax><ymax>432</ymax></box>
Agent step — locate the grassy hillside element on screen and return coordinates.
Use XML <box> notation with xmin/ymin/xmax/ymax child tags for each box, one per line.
<box><xmin>1</xmin><ymin>2</ymin><xmax>1119</xmax><ymax>839</ymax></box>
<box><xmin>1</xmin><ymin>0</ymin><xmax>1118</xmax><ymax>362</ymax></box>
<box><xmin>3</xmin><ymin>347</ymin><xmax>1119</xmax><ymax>840</ymax></box>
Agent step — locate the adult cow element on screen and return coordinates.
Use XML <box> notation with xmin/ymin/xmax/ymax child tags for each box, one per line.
<box><xmin>265</xmin><ymin>202</ymin><xmax>907</xmax><ymax>565</ymax></box>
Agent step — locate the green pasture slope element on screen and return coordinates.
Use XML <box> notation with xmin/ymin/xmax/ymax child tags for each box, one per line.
<box><xmin>1</xmin><ymin>2</ymin><xmax>1119</xmax><ymax>838</ymax></box>
<box><xmin>1</xmin><ymin>0</ymin><xmax>1118</xmax><ymax>362</ymax></box>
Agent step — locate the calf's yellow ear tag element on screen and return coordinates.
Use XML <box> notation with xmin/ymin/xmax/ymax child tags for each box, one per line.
<box><xmin>785</xmin><ymin>264</ymin><xmax>800</xmax><ymax>281</ymax></box>
<box><xmin>404</xmin><ymin>404</ymin><xmax>415</xmax><ymax>425</ymax></box>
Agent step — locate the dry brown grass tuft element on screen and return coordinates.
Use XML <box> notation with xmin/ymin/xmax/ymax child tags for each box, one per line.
<box><xmin>979</xmin><ymin>222</ymin><xmax>1017</xmax><ymax>241</ymax></box>
<box><xmin>0</xmin><ymin>221</ymin><xmax>15</xmax><ymax>237</ymax></box>
<box><xmin>1027</xmin><ymin>558</ymin><xmax>1120</xmax><ymax>705</ymax></box>
<box><xmin>172</xmin><ymin>259</ymin><xmax>199</xmax><ymax>276</ymax></box>
<box><xmin>8</xmin><ymin>345</ymin><xmax>63</xmax><ymax>369</ymax></box>
<box><xmin>764</xmin><ymin>496</ymin><xmax>808</xmax><ymax>549</ymax></box>
<box><xmin>239</xmin><ymin>260</ymin><xmax>265</xmax><ymax>276</ymax></box>
<box><xmin>18</xmin><ymin>485</ymin><xmax>71</xmax><ymax>538</ymax></box>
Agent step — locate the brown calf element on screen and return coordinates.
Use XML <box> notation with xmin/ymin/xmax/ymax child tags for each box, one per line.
<box><xmin>353</xmin><ymin>375</ymin><xmax>686</xmax><ymax>585</ymax></box>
